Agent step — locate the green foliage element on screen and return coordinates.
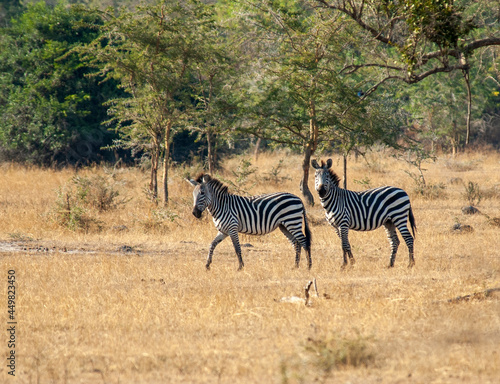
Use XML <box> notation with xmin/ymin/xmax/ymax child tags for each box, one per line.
<box><xmin>402</xmin><ymin>0</ymin><xmax>476</xmax><ymax>67</ymax></box>
<box><xmin>0</xmin><ymin>2</ymin><xmax>118</xmax><ymax>165</ymax></box>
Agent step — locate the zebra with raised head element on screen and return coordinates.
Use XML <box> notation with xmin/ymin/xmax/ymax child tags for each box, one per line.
<box><xmin>188</xmin><ymin>173</ymin><xmax>312</xmax><ymax>270</ymax></box>
<box><xmin>311</xmin><ymin>159</ymin><xmax>416</xmax><ymax>269</ymax></box>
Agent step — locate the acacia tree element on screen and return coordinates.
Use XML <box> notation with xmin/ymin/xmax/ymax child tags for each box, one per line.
<box><xmin>228</xmin><ymin>0</ymin><xmax>401</xmax><ymax>204</ymax></box>
<box><xmin>81</xmin><ymin>0</ymin><xmax>219</xmax><ymax>205</ymax></box>
<box><xmin>188</xmin><ymin>30</ymin><xmax>235</xmax><ymax>174</ymax></box>
<box><xmin>313</xmin><ymin>0</ymin><xmax>500</xmax><ymax>147</ymax></box>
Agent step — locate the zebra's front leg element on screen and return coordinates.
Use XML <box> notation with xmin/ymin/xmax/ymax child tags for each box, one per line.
<box><xmin>228</xmin><ymin>229</ymin><xmax>244</xmax><ymax>270</ymax></box>
<box><xmin>339</xmin><ymin>226</ymin><xmax>355</xmax><ymax>269</ymax></box>
<box><xmin>206</xmin><ymin>232</ymin><xmax>227</xmax><ymax>270</ymax></box>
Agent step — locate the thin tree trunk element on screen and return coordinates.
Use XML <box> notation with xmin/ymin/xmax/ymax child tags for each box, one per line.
<box><xmin>207</xmin><ymin>130</ymin><xmax>215</xmax><ymax>174</ymax></box>
<box><xmin>300</xmin><ymin>100</ymin><xmax>319</xmax><ymax>206</ymax></box>
<box><xmin>343</xmin><ymin>154</ymin><xmax>347</xmax><ymax>189</ymax></box>
<box><xmin>149</xmin><ymin>140</ymin><xmax>160</xmax><ymax>202</ymax></box>
<box><xmin>254</xmin><ymin>137</ymin><xmax>262</xmax><ymax>162</ymax></box>
<box><xmin>300</xmin><ymin>144</ymin><xmax>315</xmax><ymax>206</ymax></box>
<box><xmin>463</xmin><ymin>69</ymin><xmax>472</xmax><ymax>146</ymax></box>
<box><xmin>162</xmin><ymin>120</ymin><xmax>172</xmax><ymax>206</ymax></box>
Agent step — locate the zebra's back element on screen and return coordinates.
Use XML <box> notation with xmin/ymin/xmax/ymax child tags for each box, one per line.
<box><xmin>349</xmin><ymin>186</ymin><xmax>411</xmax><ymax>231</ymax></box>
<box><xmin>233</xmin><ymin>192</ymin><xmax>305</xmax><ymax>235</ymax></box>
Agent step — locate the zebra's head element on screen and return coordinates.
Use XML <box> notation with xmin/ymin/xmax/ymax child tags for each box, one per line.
<box><xmin>187</xmin><ymin>174</ymin><xmax>213</xmax><ymax>219</ymax></box>
<box><xmin>311</xmin><ymin>159</ymin><xmax>338</xmax><ymax>198</ymax></box>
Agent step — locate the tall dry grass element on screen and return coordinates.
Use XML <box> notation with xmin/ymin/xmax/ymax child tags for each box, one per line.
<box><xmin>0</xmin><ymin>150</ymin><xmax>499</xmax><ymax>383</ymax></box>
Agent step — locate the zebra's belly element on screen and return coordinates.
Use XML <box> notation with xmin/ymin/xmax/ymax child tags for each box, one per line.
<box><xmin>238</xmin><ymin>221</ymin><xmax>278</xmax><ymax>235</ymax></box>
<box><xmin>325</xmin><ymin>212</ymin><xmax>383</xmax><ymax>231</ymax></box>
<box><xmin>213</xmin><ymin>217</ymin><xmax>277</xmax><ymax>235</ymax></box>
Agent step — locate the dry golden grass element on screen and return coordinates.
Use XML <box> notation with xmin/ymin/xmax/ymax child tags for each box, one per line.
<box><xmin>1</xmin><ymin>150</ymin><xmax>499</xmax><ymax>383</ymax></box>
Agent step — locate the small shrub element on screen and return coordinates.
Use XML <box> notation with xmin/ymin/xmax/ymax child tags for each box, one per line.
<box><xmin>220</xmin><ymin>158</ymin><xmax>257</xmax><ymax>195</ymax></box>
<box><xmin>72</xmin><ymin>175</ymin><xmax>126</xmax><ymax>212</ymax></box>
<box><xmin>406</xmin><ymin>171</ymin><xmax>446</xmax><ymax>199</ymax></box>
<box><xmin>262</xmin><ymin>159</ymin><xmax>291</xmax><ymax>184</ymax></box>
<box><xmin>53</xmin><ymin>187</ymin><xmax>102</xmax><ymax>232</ymax></box>
<box><xmin>463</xmin><ymin>181</ymin><xmax>482</xmax><ymax>206</ymax></box>
<box><xmin>354</xmin><ymin>177</ymin><xmax>372</xmax><ymax>189</ymax></box>
<box><xmin>443</xmin><ymin>159</ymin><xmax>478</xmax><ymax>172</ymax></box>
<box><xmin>138</xmin><ymin>207</ymin><xmax>180</xmax><ymax>233</ymax></box>
<box><xmin>52</xmin><ymin>174</ymin><xmax>126</xmax><ymax>231</ymax></box>
<box><xmin>304</xmin><ymin>334</ymin><xmax>375</xmax><ymax>373</ymax></box>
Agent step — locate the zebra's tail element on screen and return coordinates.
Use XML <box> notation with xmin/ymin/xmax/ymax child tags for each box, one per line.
<box><xmin>303</xmin><ymin>209</ymin><xmax>312</xmax><ymax>249</ymax></box>
<box><xmin>409</xmin><ymin>206</ymin><xmax>417</xmax><ymax>238</ymax></box>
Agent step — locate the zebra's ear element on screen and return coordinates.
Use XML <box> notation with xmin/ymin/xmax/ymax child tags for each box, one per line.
<box><xmin>202</xmin><ymin>174</ymin><xmax>212</xmax><ymax>183</ymax></box>
<box><xmin>311</xmin><ymin>159</ymin><xmax>320</xmax><ymax>169</ymax></box>
<box><xmin>186</xmin><ymin>178</ymin><xmax>199</xmax><ymax>187</ymax></box>
<box><xmin>326</xmin><ymin>159</ymin><xmax>333</xmax><ymax>169</ymax></box>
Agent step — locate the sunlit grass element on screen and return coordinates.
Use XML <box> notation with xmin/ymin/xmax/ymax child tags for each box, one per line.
<box><xmin>0</xmin><ymin>150</ymin><xmax>499</xmax><ymax>383</ymax></box>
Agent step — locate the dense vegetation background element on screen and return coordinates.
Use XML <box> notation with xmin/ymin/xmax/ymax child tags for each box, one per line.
<box><xmin>0</xmin><ymin>0</ymin><xmax>499</xmax><ymax>203</ymax></box>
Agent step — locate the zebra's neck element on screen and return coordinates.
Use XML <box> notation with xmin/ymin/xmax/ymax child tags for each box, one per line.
<box><xmin>321</xmin><ymin>184</ymin><xmax>356</xmax><ymax>210</ymax></box>
<box><xmin>206</xmin><ymin>182</ymin><xmax>231</xmax><ymax>218</ymax></box>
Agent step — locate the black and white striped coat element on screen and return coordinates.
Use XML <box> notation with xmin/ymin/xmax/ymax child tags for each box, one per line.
<box><xmin>311</xmin><ymin>159</ymin><xmax>416</xmax><ymax>268</ymax></box>
<box><xmin>188</xmin><ymin>174</ymin><xmax>312</xmax><ymax>270</ymax></box>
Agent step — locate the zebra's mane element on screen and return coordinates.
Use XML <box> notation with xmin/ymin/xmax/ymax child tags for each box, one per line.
<box><xmin>195</xmin><ymin>173</ymin><xmax>229</xmax><ymax>195</ymax></box>
<box><xmin>320</xmin><ymin>162</ymin><xmax>341</xmax><ymax>187</ymax></box>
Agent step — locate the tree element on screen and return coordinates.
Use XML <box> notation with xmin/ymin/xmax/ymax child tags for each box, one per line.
<box><xmin>313</xmin><ymin>0</ymin><xmax>500</xmax><ymax>147</ymax></box>
<box><xmin>187</xmin><ymin>10</ymin><xmax>235</xmax><ymax>174</ymax></box>
<box><xmin>0</xmin><ymin>2</ymin><xmax>116</xmax><ymax>165</ymax></box>
<box><xmin>81</xmin><ymin>0</ymin><xmax>221</xmax><ymax>205</ymax></box>
<box><xmin>227</xmin><ymin>0</ymin><xmax>402</xmax><ymax>204</ymax></box>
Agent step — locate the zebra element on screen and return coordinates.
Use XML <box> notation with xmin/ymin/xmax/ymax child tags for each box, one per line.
<box><xmin>311</xmin><ymin>159</ymin><xmax>416</xmax><ymax>269</ymax></box>
<box><xmin>188</xmin><ymin>173</ymin><xmax>312</xmax><ymax>270</ymax></box>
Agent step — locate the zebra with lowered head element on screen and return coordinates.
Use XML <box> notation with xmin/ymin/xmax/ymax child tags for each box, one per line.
<box><xmin>311</xmin><ymin>159</ymin><xmax>416</xmax><ymax>269</ymax></box>
<box><xmin>188</xmin><ymin>173</ymin><xmax>312</xmax><ymax>270</ymax></box>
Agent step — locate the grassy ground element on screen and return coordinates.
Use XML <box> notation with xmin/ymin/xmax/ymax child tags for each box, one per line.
<box><xmin>0</xmin><ymin>150</ymin><xmax>499</xmax><ymax>383</ymax></box>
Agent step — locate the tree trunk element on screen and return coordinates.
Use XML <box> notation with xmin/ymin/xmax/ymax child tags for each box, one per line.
<box><xmin>254</xmin><ymin>137</ymin><xmax>262</xmax><ymax>162</ymax></box>
<box><xmin>463</xmin><ymin>69</ymin><xmax>472</xmax><ymax>146</ymax></box>
<box><xmin>162</xmin><ymin>120</ymin><xmax>172</xmax><ymax>207</ymax></box>
<box><xmin>207</xmin><ymin>130</ymin><xmax>215</xmax><ymax>174</ymax></box>
<box><xmin>150</xmin><ymin>143</ymin><xmax>159</xmax><ymax>203</ymax></box>
<box><xmin>343</xmin><ymin>154</ymin><xmax>347</xmax><ymax>189</ymax></box>
<box><xmin>300</xmin><ymin>144</ymin><xmax>315</xmax><ymax>206</ymax></box>
<box><xmin>299</xmin><ymin>100</ymin><xmax>319</xmax><ymax>206</ymax></box>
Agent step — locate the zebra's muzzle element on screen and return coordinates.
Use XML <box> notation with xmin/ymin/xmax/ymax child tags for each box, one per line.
<box><xmin>192</xmin><ymin>207</ymin><xmax>203</xmax><ymax>218</ymax></box>
<box><xmin>318</xmin><ymin>186</ymin><xmax>327</xmax><ymax>198</ymax></box>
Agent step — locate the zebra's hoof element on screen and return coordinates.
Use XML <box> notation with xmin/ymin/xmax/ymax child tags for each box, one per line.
<box><xmin>205</xmin><ymin>264</ymin><xmax>211</xmax><ymax>271</ymax></box>
<box><xmin>408</xmin><ymin>261</ymin><xmax>415</xmax><ymax>268</ymax></box>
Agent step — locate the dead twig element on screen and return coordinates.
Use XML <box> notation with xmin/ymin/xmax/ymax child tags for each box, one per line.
<box><xmin>447</xmin><ymin>287</ymin><xmax>500</xmax><ymax>303</ymax></box>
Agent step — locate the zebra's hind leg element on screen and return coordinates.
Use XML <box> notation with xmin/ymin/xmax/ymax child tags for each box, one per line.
<box><xmin>294</xmin><ymin>241</ymin><xmax>302</xmax><ymax>268</ymax></box>
<box><xmin>228</xmin><ymin>229</ymin><xmax>244</xmax><ymax>270</ymax></box>
<box><xmin>384</xmin><ymin>221</ymin><xmax>400</xmax><ymax>268</ymax></box>
<box><xmin>305</xmin><ymin>246</ymin><xmax>312</xmax><ymax>270</ymax></box>
<box><xmin>207</xmin><ymin>232</ymin><xmax>228</xmax><ymax>270</ymax></box>
<box><xmin>393</xmin><ymin>219</ymin><xmax>415</xmax><ymax>268</ymax></box>
<box><xmin>279</xmin><ymin>225</ymin><xmax>302</xmax><ymax>268</ymax></box>
<box><xmin>398</xmin><ymin>226</ymin><xmax>415</xmax><ymax>268</ymax></box>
